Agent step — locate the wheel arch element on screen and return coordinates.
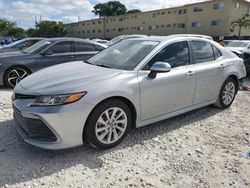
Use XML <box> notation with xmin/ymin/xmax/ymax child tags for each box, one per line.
<box><xmin>82</xmin><ymin>96</ymin><xmax>137</xmax><ymax>140</ymax></box>
<box><xmin>3</xmin><ymin>65</ymin><xmax>32</xmax><ymax>85</ymax></box>
<box><xmin>228</xmin><ymin>74</ymin><xmax>239</xmax><ymax>92</ymax></box>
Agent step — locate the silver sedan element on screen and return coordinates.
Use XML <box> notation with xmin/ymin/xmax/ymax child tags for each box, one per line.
<box><xmin>12</xmin><ymin>36</ymin><xmax>246</xmax><ymax>150</ymax></box>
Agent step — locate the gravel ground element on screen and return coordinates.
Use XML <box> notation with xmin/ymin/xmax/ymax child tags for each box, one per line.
<box><xmin>0</xmin><ymin>80</ymin><xmax>250</xmax><ymax>188</ymax></box>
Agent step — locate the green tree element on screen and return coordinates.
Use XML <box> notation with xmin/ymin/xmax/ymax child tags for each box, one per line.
<box><xmin>7</xmin><ymin>27</ymin><xmax>26</xmax><ymax>38</ymax></box>
<box><xmin>28</xmin><ymin>21</ymin><xmax>67</xmax><ymax>37</ymax></box>
<box><xmin>0</xmin><ymin>19</ymin><xmax>16</xmax><ymax>37</ymax></box>
<box><xmin>92</xmin><ymin>1</ymin><xmax>127</xmax><ymax>17</ymax></box>
<box><xmin>231</xmin><ymin>14</ymin><xmax>250</xmax><ymax>36</ymax></box>
<box><xmin>126</xmin><ymin>9</ymin><xmax>141</xmax><ymax>14</ymax></box>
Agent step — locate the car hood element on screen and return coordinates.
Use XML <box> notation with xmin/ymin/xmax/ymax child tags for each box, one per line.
<box><xmin>0</xmin><ymin>50</ymin><xmax>26</xmax><ymax>58</ymax></box>
<box><xmin>15</xmin><ymin>61</ymin><xmax>123</xmax><ymax>95</ymax></box>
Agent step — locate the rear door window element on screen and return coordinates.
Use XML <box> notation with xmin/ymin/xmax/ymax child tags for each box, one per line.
<box><xmin>191</xmin><ymin>41</ymin><xmax>215</xmax><ymax>63</ymax></box>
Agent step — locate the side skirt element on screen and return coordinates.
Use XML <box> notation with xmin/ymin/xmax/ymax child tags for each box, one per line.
<box><xmin>136</xmin><ymin>99</ymin><xmax>216</xmax><ymax>128</ymax></box>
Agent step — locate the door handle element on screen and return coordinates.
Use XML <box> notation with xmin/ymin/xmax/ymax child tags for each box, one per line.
<box><xmin>186</xmin><ymin>71</ymin><xmax>194</xmax><ymax>77</ymax></box>
<box><xmin>220</xmin><ymin>64</ymin><xmax>225</xmax><ymax>69</ymax></box>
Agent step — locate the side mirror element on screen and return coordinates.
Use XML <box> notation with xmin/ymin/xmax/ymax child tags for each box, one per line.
<box><xmin>42</xmin><ymin>50</ymin><xmax>53</xmax><ymax>56</ymax></box>
<box><xmin>148</xmin><ymin>62</ymin><xmax>171</xmax><ymax>78</ymax></box>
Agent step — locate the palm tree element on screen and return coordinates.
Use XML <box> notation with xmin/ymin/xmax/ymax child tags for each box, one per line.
<box><xmin>231</xmin><ymin>14</ymin><xmax>250</xmax><ymax>36</ymax></box>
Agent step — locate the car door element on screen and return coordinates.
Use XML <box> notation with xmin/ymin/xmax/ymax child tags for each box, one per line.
<box><xmin>190</xmin><ymin>40</ymin><xmax>223</xmax><ymax>104</ymax></box>
<box><xmin>35</xmin><ymin>41</ymin><xmax>74</xmax><ymax>69</ymax></box>
<box><xmin>139</xmin><ymin>41</ymin><xmax>196</xmax><ymax>121</ymax></box>
<box><xmin>73</xmin><ymin>42</ymin><xmax>100</xmax><ymax>61</ymax></box>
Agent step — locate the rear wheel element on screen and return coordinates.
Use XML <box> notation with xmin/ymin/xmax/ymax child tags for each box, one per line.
<box><xmin>214</xmin><ymin>77</ymin><xmax>238</xmax><ymax>108</ymax></box>
<box><xmin>84</xmin><ymin>99</ymin><xmax>132</xmax><ymax>149</ymax></box>
<box><xmin>4</xmin><ymin>66</ymin><xmax>30</xmax><ymax>88</ymax></box>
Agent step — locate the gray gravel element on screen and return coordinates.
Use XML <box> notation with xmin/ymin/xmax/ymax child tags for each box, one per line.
<box><xmin>0</xmin><ymin>87</ymin><xmax>250</xmax><ymax>188</ymax></box>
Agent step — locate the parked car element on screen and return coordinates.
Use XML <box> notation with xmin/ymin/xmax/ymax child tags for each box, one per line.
<box><xmin>0</xmin><ymin>37</ymin><xmax>107</xmax><ymax>88</ymax></box>
<box><xmin>106</xmin><ymin>34</ymin><xmax>147</xmax><ymax>46</ymax></box>
<box><xmin>242</xmin><ymin>51</ymin><xmax>250</xmax><ymax>75</ymax></box>
<box><xmin>169</xmin><ymin>34</ymin><xmax>214</xmax><ymax>40</ymax></box>
<box><xmin>223</xmin><ymin>40</ymin><xmax>250</xmax><ymax>56</ymax></box>
<box><xmin>92</xmin><ymin>39</ymin><xmax>109</xmax><ymax>45</ymax></box>
<box><xmin>0</xmin><ymin>38</ymin><xmax>44</xmax><ymax>53</ymax></box>
<box><xmin>12</xmin><ymin>36</ymin><xmax>246</xmax><ymax>150</ymax></box>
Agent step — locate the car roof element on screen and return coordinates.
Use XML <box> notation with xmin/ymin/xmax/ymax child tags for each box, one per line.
<box><xmin>43</xmin><ymin>37</ymin><xmax>107</xmax><ymax>48</ymax></box>
<box><xmin>127</xmin><ymin>35</ymin><xmax>213</xmax><ymax>42</ymax></box>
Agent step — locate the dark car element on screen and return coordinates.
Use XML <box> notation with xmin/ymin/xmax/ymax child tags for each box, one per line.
<box><xmin>0</xmin><ymin>38</ymin><xmax>44</xmax><ymax>53</ymax></box>
<box><xmin>243</xmin><ymin>51</ymin><xmax>250</xmax><ymax>75</ymax></box>
<box><xmin>0</xmin><ymin>37</ymin><xmax>107</xmax><ymax>88</ymax></box>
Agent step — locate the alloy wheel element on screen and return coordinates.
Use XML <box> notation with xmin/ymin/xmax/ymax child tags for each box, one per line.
<box><xmin>7</xmin><ymin>68</ymin><xmax>29</xmax><ymax>88</ymax></box>
<box><xmin>222</xmin><ymin>82</ymin><xmax>236</xmax><ymax>105</ymax></box>
<box><xmin>95</xmin><ymin>107</ymin><xmax>128</xmax><ymax>144</ymax></box>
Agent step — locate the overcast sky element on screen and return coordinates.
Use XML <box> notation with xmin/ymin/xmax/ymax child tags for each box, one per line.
<box><xmin>0</xmin><ymin>0</ymin><xmax>249</xmax><ymax>28</ymax></box>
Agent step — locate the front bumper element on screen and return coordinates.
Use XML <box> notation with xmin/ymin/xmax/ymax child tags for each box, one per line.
<box><xmin>12</xmin><ymin>97</ymin><xmax>95</xmax><ymax>150</ymax></box>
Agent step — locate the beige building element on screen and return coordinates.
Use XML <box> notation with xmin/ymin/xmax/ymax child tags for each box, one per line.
<box><xmin>65</xmin><ymin>0</ymin><xmax>250</xmax><ymax>39</ymax></box>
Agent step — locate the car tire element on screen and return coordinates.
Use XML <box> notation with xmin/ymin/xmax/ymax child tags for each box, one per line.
<box><xmin>213</xmin><ymin>77</ymin><xmax>238</xmax><ymax>109</ymax></box>
<box><xmin>84</xmin><ymin>99</ymin><xmax>132</xmax><ymax>149</ymax></box>
<box><xmin>4</xmin><ymin>66</ymin><xmax>30</xmax><ymax>88</ymax></box>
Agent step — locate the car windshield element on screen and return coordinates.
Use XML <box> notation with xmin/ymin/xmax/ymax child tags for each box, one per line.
<box><xmin>23</xmin><ymin>40</ymin><xmax>52</xmax><ymax>54</ymax></box>
<box><xmin>4</xmin><ymin>39</ymin><xmax>26</xmax><ymax>48</ymax></box>
<box><xmin>87</xmin><ymin>40</ymin><xmax>159</xmax><ymax>70</ymax></box>
<box><xmin>225</xmin><ymin>41</ymin><xmax>250</xmax><ymax>48</ymax></box>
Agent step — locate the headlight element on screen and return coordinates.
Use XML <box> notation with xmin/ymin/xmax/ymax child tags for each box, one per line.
<box><xmin>29</xmin><ymin>92</ymin><xmax>87</xmax><ymax>107</ymax></box>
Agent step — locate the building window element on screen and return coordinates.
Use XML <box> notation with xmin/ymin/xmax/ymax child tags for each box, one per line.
<box><xmin>166</xmin><ymin>24</ymin><xmax>171</xmax><ymax>28</ymax></box>
<box><xmin>211</xmin><ymin>20</ymin><xmax>222</xmax><ymax>26</ymax></box>
<box><xmin>177</xmin><ymin>23</ymin><xmax>185</xmax><ymax>28</ymax></box>
<box><xmin>151</xmin><ymin>13</ymin><xmax>156</xmax><ymax>18</ymax></box>
<box><xmin>92</xmin><ymin>21</ymin><xmax>95</xmax><ymax>25</ymax></box>
<box><xmin>248</xmin><ymin>7</ymin><xmax>250</xmax><ymax>14</ymax></box>
<box><xmin>82</xmin><ymin>23</ymin><xmax>85</xmax><ymax>26</ymax></box>
<box><xmin>173</xmin><ymin>23</ymin><xmax>177</xmax><ymax>28</ymax></box>
<box><xmin>82</xmin><ymin>31</ymin><xmax>85</xmax><ymax>34</ymax></box>
<box><xmin>168</xmin><ymin>11</ymin><xmax>171</xmax><ymax>14</ymax></box>
<box><xmin>161</xmin><ymin>12</ymin><xmax>165</xmax><ymax>15</ymax></box>
<box><xmin>161</xmin><ymin>24</ymin><xmax>165</xmax><ymax>28</ymax></box>
<box><xmin>98</xmin><ymin>21</ymin><xmax>101</xmax><ymax>24</ymax></box>
<box><xmin>149</xmin><ymin>25</ymin><xmax>156</xmax><ymax>30</ymax></box>
<box><xmin>106</xmin><ymin>29</ymin><xmax>110</xmax><ymax>32</ymax></box>
<box><xmin>92</xmin><ymin>29</ymin><xmax>95</xmax><ymax>33</ymax></box>
<box><xmin>98</xmin><ymin>29</ymin><xmax>101</xmax><ymax>33</ymax></box>
<box><xmin>137</xmin><ymin>26</ymin><xmax>143</xmax><ymax>31</ymax></box>
<box><xmin>213</xmin><ymin>3</ymin><xmax>224</xmax><ymax>9</ymax></box>
<box><xmin>113</xmin><ymin>28</ymin><xmax>116</xmax><ymax>31</ymax></box>
<box><xmin>178</xmin><ymin>9</ymin><xmax>187</xmax><ymax>14</ymax></box>
<box><xmin>193</xmin><ymin>6</ymin><xmax>203</xmax><ymax>12</ymax></box>
<box><xmin>192</xmin><ymin>21</ymin><xmax>202</xmax><ymax>28</ymax></box>
<box><xmin>87</xmin><ymin>30</ymin><xmax>90</xmax><ymax>34</ymax></box>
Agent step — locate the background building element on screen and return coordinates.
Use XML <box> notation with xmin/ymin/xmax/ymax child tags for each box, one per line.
<box><xmin>65</xmin><ymin>0</ymin><xmax>250</xmax><ymax>39</ymax></box>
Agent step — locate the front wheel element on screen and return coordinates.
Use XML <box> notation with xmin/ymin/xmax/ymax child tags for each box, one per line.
<box><xmin>84</xmin><ymin>99</ymin><xmax>132</xmax><ymax>149</ymax></box>
<box><xmin>214</xmin><ymin>77</ymin><xmax>238</xmax><ymax>109</ymax></box>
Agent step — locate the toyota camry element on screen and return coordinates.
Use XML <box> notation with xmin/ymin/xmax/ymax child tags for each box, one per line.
<box><xmin>12</xmin><ymin>36</ymin><xmax>246</xmax><ymax>150</ymax></box>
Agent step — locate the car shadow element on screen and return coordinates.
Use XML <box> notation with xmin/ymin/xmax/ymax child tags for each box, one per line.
<box><xmin>0</xmin><ymin>105</ymin><xmax>223</xmax><ymax>187</ymax></box>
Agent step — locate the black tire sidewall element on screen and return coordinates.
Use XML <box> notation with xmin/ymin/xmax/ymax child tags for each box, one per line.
<box><xmin>84</xmin><ymin>99</ymin><xmax>132</xmax><ymax>149</ymax></box>
<box><xmin>219</xmin><ymin>77</ymin><xmax>237</xmax><ymax>108</ymax></box>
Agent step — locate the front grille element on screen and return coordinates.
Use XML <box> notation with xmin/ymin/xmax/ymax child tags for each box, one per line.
<box><xmin>13</xmin><ymin>93</ymin><xmax>36</xmax><ymax>100</ymax></box>
<box><xmin>14</xmin><ymin>107</ymin><xmax>57</xmax><ymax>142</ymax></box>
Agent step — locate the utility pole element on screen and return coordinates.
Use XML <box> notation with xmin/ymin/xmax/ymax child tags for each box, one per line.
<box><xmin>35</xmin><ymin>16</ymin><xmax>37</xmax><ymax>24</ymax></box>
<box><xmin>39</xmin><ymin>15</ymin><xmax>42</xmax><ymax>23</ymax></box>
<box><xmin>78</xmin><ymin>16</ymin><xmax>80</xmax><ymax>22</ymax></box>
